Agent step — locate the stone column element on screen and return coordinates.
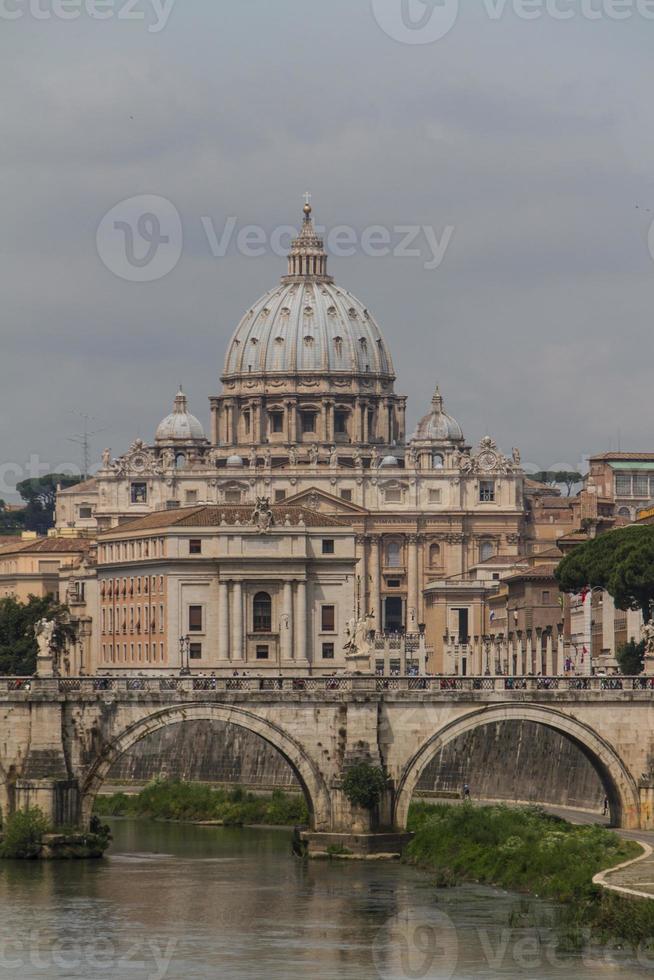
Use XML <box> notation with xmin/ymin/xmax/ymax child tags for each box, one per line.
<box><xmin>362</xmin><ymin>404</ymin><xmax>369</xmax><ymax>443</ymax></box>
<box><xmin>526</xmin><ymin>630</ymin><xmax>533</xmax><ymax>674</ymax></box>
<box><xmin>218</xmin><ymin>581</ymin><xmax>230</xmax><ymax>661</ymax></box>
<box><xmin>369</xmin><ymin>536</ymin><xmax>381</xmax><ymax>631</ymax></box>
<box><xmin>282</xmin><ymin>581</ymin><xmax>293</xmax><ymax>662</ymax></box>
<box><xmin>557</xmin><ymin>626</ymin><xmax>565</xmax><ymax>675</ymax></box>
<box><xmin>508</xmin><ymin>634</ymin><xmax>515</xmax><ymax>676</ymax></box>
<box><xmin>295</xmin><ymin>580</ymin><xmax>308</xmax><ymax>665</ymax></box>
<box><xmin>232</xmin><ymin>581</ymin><xmax>244</xmax><ymax>662</ymax></box>
<box><xmin>321</xmin><ymin>402</ymin><xmax>329</xmax><ymax>443</ymax></box>
<box><xmin>516</xmin><ymin>632</ymin><xmax>524</xmax><ymax>675</ymax></box>
<box><xmin>355</xmin><ymin>536</ymin><xmax>367</xmax><ymax>618</ymax></box>
<box><xmin>407</xmin><ymin>534</ymin><xmax>419</xmax><ymax>632</ymax></box>
<box><xmin>545</xmin><ymin>628</ymin><xmax>554</xmax><ymax>676</ymax></box>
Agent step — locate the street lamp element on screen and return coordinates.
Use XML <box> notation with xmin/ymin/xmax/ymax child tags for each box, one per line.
<box><xmin>179</xmin><ymin>635</ymin><xmax>191</xmax><ymax>676</ymax></box>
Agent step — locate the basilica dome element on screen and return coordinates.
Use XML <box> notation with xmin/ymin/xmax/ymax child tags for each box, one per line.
<box><xmin>156</xmin><ymin>389</ymin><xmax>206</xmax><ymax>443</ymax></box>
<box><xmin>222</xmin><ymin>202</ymin><xmax>395</xmax><ymax>380</ymax></box>
<box><xmin>412</xmin><ymin>387</ymin><xmax>464</xmax><ymax>444</ymax></box>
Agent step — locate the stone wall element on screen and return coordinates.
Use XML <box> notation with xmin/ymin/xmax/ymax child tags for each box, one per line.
<box><xmin>416</xmin><ymin>720</ymin><xmax>604</xmax><ymax>810</ymax></box>
<box><xmin>107</xmin><ymin>718</ymin><xmax>604</xmax><ymax>811</ymax></box>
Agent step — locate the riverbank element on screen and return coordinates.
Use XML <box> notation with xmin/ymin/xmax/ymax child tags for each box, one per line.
<box><xmin>0</xmin><ymin>809</ymin><xmax>111</xmax><ymax>860</ymax></box>
<box><xmin>406</xmin><ymin>801</ymin><xmax>654</xmax><ymax>946</ymax></box>
<box><xmin>94</xmin><ymin>779</ymin><xmax>309</xmax><ymax>826</ymax></box>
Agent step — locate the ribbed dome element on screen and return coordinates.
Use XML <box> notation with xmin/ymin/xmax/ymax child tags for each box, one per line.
<box><xmin>222</xmin><ymin>202</ymin><xmax>395</xmax><ymax>380</ymax></box>
<box><xmin>155</xmin><ymin>389</ymin><xmax>206</xmax><ymax>443</ymax></box>
<box><xmin>412</xmin><ymin>387</ymin><xmax>464</xmax><ymax>444</ymax></box>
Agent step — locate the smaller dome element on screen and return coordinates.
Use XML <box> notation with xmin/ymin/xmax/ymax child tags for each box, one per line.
<box><xmin>156</xmin><ymin>389</ymin><xmax>206</xmax><ymax>443</ymax></box>
<box><xmin>412</xmin><ymin>386</ymin><xmax>464</xmax><ymax>444</ymax></box>
<box><xmin>379</xmin><ymin>455</ymin><xmax>399</xmax><ymax>468</ymax></box>
<box><xmin>226</xmin><ymin>454</ymin><xmax>245</xmax><ymax>468</ymax></box>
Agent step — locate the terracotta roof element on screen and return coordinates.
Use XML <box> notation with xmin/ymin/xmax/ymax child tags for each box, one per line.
<box><xmin>0</xmin><ymin>537</ymin><xmax>93</xmax><ymax>556</ymax></box>
<box><xmin>476</xmin><ymin>554</ymin><xmax>524</xmax><ymax>566</ymax></box>
<box><xmin>589</xmin><ymin>452</ymin><xmax>654</xmax><ymax>462</ymax></box>
<box><xmin>102</xmin><ymin>504</ymin><xmax>348</xmax><ymax>535</ymax></box>
<box><xmin>531</xmin><ymin>547</ymin><xmax>563</xmax><ymax>559</ymax></box>
<box><xmin>504</xmin><ymin>563</ymin><xmax>558</xmax><ymax>582</ymax></box>
<box><xmin>58</xmin><ymin>478</ymin><xmax>98</xmax><ymax>495</ymax></box>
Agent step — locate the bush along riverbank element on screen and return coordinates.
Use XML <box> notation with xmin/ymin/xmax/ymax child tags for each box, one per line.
<box><xmin>406</xmin><ymin>802</ymin><xmax>654</xmax><ymax>948</ymax></box>
<box><xmin>0</xmin><ymin>809</ymin><xmax>111</xmax><ymax>860</ymax></box>
<box><xmin>94</xmin><ymin>780</ymin><xmax>309</xmax><ymax>827</ymax></box>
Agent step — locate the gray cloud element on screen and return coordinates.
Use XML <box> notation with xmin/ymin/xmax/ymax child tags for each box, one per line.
<box><xmin>1</xmin><ymin>0</ymin><xmax>653</xmax><ymax>493</ymax></box>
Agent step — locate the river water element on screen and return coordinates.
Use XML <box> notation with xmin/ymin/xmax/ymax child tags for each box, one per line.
<box><xmin>0</xmin><ymin>819</ymin><xmax>651</xmax><ymax>979</ymax></box>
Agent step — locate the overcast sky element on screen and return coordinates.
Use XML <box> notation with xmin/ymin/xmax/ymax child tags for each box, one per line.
<box><xmin>2</xmin><ymin>0</ymin><xmax>654</xmax><ymax>497</ymax></box>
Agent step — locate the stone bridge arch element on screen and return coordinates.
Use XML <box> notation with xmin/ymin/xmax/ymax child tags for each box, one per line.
<box><xmin>393</xmin><ymin>703</ymin><xmax>641</xmax><ymax>830</ymax></box>
<box><xmin>79</xmin><ymin>703</ymin><xmax>332</xmax><ymax>831</ymax></box>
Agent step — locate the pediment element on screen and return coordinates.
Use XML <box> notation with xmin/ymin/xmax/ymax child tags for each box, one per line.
<box><xmin>283</xmin><ymin>486</ymin><xmax>369</xmax><ymax>516</ymax></box>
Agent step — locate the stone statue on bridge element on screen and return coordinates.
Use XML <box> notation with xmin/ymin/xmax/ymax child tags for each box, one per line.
<box><xmin>34</xmin><ymin>619</ymin><xmax>57</xmax><ymax>677</ymax></box>
<box><xmin>344</xmin><ymin>613</ymin><xmax>375</xmax><ymax>667</ymax></box>
<box><xmin>642</xmin><ymin>621</ymin><xmax>654</xmax><ymax>673</ymax></box>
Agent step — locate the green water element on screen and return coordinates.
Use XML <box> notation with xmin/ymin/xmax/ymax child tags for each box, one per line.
<box><xmin>0</xmin><ymin>819</ymin><xmax>651</xmax><ymax>978</ymax></box>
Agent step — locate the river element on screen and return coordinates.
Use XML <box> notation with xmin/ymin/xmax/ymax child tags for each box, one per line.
<box><xmin>0</xmin><ymin>819</ymin><xmax>651</xmax><ymax>979</ymax></box>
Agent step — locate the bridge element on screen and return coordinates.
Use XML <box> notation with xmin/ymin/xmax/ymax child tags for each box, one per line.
<box><xmin>3</xmin><ymin>674</ymin><xmax>654</xmax><ymax>852</ymax></box>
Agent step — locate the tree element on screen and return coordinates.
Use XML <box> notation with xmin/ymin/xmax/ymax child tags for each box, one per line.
<box><xmin>0</xmin><ymin>595</ymin><xmax>76</xmax><ymax>675</ymax></box>
<box><xmin>342</xmin><ymin>763</ymin><xmax>387</xmax><ymax>811</ymax></box>
<box><xmin>555</xmin><ymin>524</ymin><xmax>654</xmax><ymax>623</ymax></box>
<box><xmin>531</xmin><ymin>471</ymin><xmax>583</xmax><ymax>496</ymax></box>
<box><xmin>16</xmin><ymin>474</ymin><xmax>80</xmax><ymax>533</ymax></box>
<box><xmin>0</xmin><ymin>501</ymin><xmax>24</xmax><ymax>534</ymax></box>
<box><xmin>616</xmin><ymin>639</ymin><xmax>645</xmax><ymax>676</ymax></box>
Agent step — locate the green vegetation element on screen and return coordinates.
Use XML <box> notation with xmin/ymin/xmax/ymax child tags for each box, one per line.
<box><xmin>0</xmin><ymin>595</ymin><xmax>76</xmax><ymax>675</ymax></box>
<box><xmin>16</xmin><ymin>473</ymin><xmax>80</xmax><ymax>533</ymax></box>
<box><xmin>617</xmin><ymin>638</ymin><xmax>646</xmax><ymax>676</ymax></box>
<box><xmin>406</xmin><ymin>802</ymin><xmax>654</xmax><ymax>946</ymax></box>
<box><xmin>531</xmin><ymin>471</ymin><xmax>583</xmax><ymax>496</ymax></box>
<box><xmin>93</xmin><ymin>780</ymin><xmax>309</xmax><ymax>826</ymax></box>
<box><xmin>556</xmin><ymin>524</ymin><xmax>654</xmax><ymax>624</ymax></box>
<box><xmin>0</xmin><ymin>807</ymin><xmax>51</xmax><ymax>858</ymax></box>
<box><xmin>342</xmin><ymin>763</ymin><xmax>387</xmax><ymax>810</ymax></box>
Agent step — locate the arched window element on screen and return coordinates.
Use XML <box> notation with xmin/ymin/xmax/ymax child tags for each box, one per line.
<box><xmin>175</xmin><ymin>453</ymin><xmax>187</xmax><ymax>470</ymax></box>
<box><xmin>479</xmin><ymin>540</ymin><xmax>495</xmax><ymax>563</ymax></box>
<box><xmin>618</xmin><ymin>507</ymin><xmax>632</xmax><ymax>520</ymax></box>
<box><xmin>432</xmin><ymin>453</ymin><xmax>444</xmax><ymax>469</ymax></box>
<box><xmin>386</xmin><ymin>540</ymin><xmax>402</xmax><ymax>568</ymax></box>
<box><xmin>253</xmin><ymin>592</ymin><xmax>272</xmax><ymax>633</ymax></box>
<box><xmin>429</xmin><ymin>543</ymin><xmax>441</xmax><ymax>566</ymax></box>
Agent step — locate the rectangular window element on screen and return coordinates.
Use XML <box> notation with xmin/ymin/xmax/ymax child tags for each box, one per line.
<box><xmin>322</xmin><ymin>539</ymin><xmax>335</xmax><ymax>555</ymax></box>
<box><xmin>256</xmin><ymin>645</ymin><xmax>269</xmax><ymax>660</ymax></box>
<box><xmin>185</xmin><ymin>490</ymin><xmax>199</xmax><ymax>504</ymax></box>
<box><xmin>634</xmin><ymin>474</ymin><xmax>649</xmax><ymax>497</ymax></box>
<box><xmin>428</xmin><ymin>489</ymin><xmax>442</xmax><ymax>504</ymax></box>
<box><xmin>189</xmin><ymin>539</ymin><xmax>202</xmax><ymax>555</ymax></box>
<box><xmin>615</xmin><ymin>474</ymin><xmax>632</xmax><ymax>496</ymax></box>
<box><xmin>301</xmin><ymin>411</ymin><xmax>316</xmax><ymax>434</ymax></box>
<box><xmin>243</xmin><ymin>412</ymin><xmax>251</xmax><ymax>435</ymax></box>
<box><xmin>269</xmin><ymin>412</ymin><xmax>284</xmax><ymax>433</ymax></box>
<box><xmin>225</xmin><ymin>490</ymin><xmax>242</xmax><ymax>504</ymax></box>
<box><xmin>321</xmin><ymin>605</ymin><xmax>335</xmax><ymax>632</ymax></box>
<box><xmin>189</xmin><ymin>643</ymin><xmax>202</xmax><ymax>660</ymax></box>
<box><xmin>340</xmin><ymin>489</ymin><xmax>352</xmax><ymax>502</ymax></box>
<box><xmin>385</xmin><ymin>487</ymin><xmax>402</xmax><ymax>503</ymax></box>
<box><xmin>334</xmin><ymin>411</ymin><xmax>348</xmax><ymax>435</ymax></box>
<box><xmin>322</xmin><ymin>642</ymin><xmax>335</xmax><ymax>660</ymax></box>
<box><xmin>542</xmin><ymin>591</ymin><xmax>550</xmax><ymax>603</ymax></box>
<box><xmin>275</xmin><ymin>489</ymin><xmax>287</xmax><ymax>502</ymax></box>
<box><xmin>479</xmin><ymin>480</ymin><xmax>495</xmax><ymax>503</ymax></box>
<box><xmin>386</xmin><ymin>578</ymin><xmax>401</xmax><ymax>589</ymax></box>
<box><xmin>189</xmin><ymin>605</ymin><xmax>203</xmax><ymax>632</ymax></box>
<box><xmin>130</xmin><ymin>482</ymin><xmax>148</xmax><ymax>504</ymax></box>
<box><xmin>79</xmin><ymin>505</ymin><xmax>93</xmax><ymax>519</ymax></box>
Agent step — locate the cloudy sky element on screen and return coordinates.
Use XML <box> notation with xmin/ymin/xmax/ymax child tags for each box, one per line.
<box><xmin>2</xmin><ymin>0</ymin><xmax>654</xmax><ymax>496</ymax></box>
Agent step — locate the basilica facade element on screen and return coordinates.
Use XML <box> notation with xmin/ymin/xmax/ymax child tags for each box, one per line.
<box><xmin>57</xmin><ymin>201</ymin><xmax>527</xmax><ymax>672</ymax></box>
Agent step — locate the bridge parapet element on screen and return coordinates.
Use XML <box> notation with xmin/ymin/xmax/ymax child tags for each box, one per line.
<box><xmin>0</xmin><ymin>675</ymin><xmax>653</xmax><ymax>699</ymax></box>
